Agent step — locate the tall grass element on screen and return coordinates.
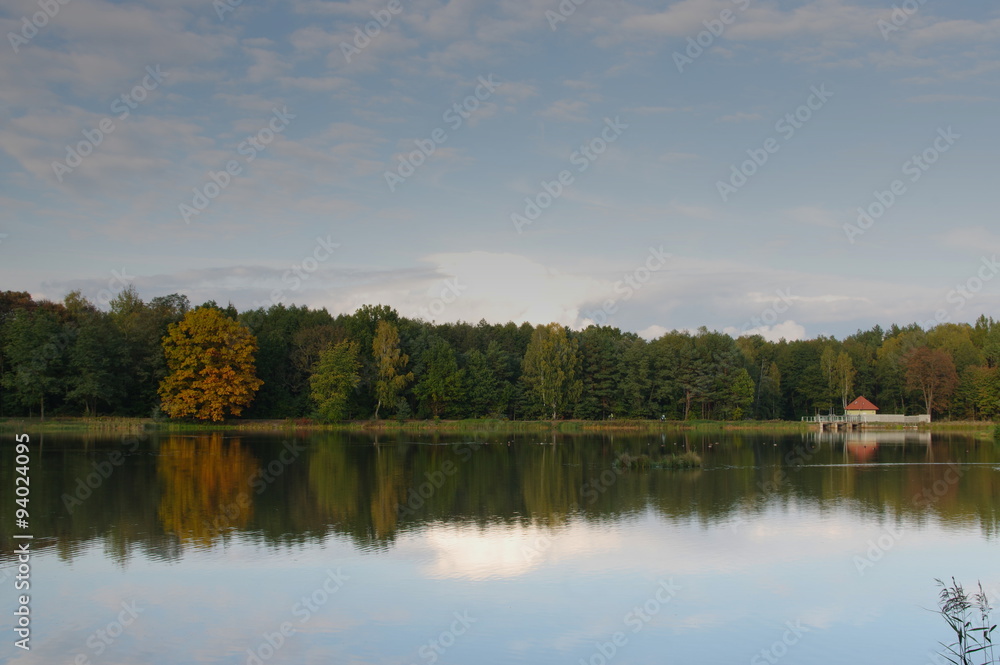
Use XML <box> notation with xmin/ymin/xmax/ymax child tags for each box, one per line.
<box><xmin>935</xmin><ymin>577</ymin><xmax>997</xmax><ymax>665</ymax></box>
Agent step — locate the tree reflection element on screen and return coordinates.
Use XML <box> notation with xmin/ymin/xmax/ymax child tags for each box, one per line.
<box><xmin>157</xmin><ymin>434</ymin><xmax>258</xmax><ymax>546</ymax></box>
<box><xmin>4</xmin><ymin>430</ymin><xmax>998</xmax><ymax>566</ymax></box>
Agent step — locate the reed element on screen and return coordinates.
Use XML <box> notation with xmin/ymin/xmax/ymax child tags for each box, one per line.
<box><xmin>935</xmin><ymin>577</ymin><xmax>997</xmax><ymax>665</ymax></box>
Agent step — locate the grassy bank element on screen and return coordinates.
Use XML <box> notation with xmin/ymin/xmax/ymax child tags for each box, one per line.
<box><xmin>1</xmin><ymin>416</ymin><xmax>996</xmax><ymax>435</ymax></box>
<box><xmin>0</xmin><ymin>416</ymin><xmax>812</xmax><ymax>434</ymax></box>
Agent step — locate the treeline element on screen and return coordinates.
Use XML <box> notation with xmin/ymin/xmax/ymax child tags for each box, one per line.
<box><xmin>2</xmin><ymin>287</ymin><xmax>1000</xmax><ymax>421</ymax></box>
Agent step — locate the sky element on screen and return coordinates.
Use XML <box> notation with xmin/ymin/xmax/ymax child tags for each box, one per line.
<box><xmin>1</xmin><ymin>0</ymin><xmax>998</xmax><ymax>342</ymax></box>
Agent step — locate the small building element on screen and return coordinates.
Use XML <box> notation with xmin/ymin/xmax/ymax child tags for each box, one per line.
<box><xmin>845</xmin><ymin>396</ymin><xmax>879</xmax><ymax>416</ymax></box>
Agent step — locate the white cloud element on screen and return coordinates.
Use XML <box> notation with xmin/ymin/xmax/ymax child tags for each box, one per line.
<box><xmin>638</xmin><ymin>324</ymin><xmax>670</xmax><ymax>340</ymax></box>
<box><xmin>411</xmin><ymin>521</ymin><xmax>620</xmax><ymax>581</ymax></box>
<box><xmin>538</xmin><ymin>99</ymin><xmax>590</xmax><ymax>123</ymax></box>
<box><xmin>725</xmin><ymin>320</ymin><xmax>808</xmax><ymax>342</ymax></box>
<box><xmin>410</xmin><ymin>252</ymin><xmax>606</xmax><ymax>325</ymax></box>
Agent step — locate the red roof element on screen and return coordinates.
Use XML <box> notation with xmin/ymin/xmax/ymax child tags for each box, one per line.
<box><xmin>845</xmin><ymin>396</ymin><xmax>879</xmax><ymax>411</ymax></box>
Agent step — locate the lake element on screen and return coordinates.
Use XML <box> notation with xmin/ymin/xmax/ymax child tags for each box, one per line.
<box><xmin>2</xmin><ymin>428</ymin><xmax>999</xmax><ymax>665</ymax></box>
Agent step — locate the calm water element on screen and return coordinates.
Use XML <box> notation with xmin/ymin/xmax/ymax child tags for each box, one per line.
<box><xmin>2</xmin><ymin>429</ymin><xmax>999</xmax><ymax>665</ymax></box>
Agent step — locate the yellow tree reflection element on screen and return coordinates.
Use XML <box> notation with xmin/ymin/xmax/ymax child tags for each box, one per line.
<box><xmin>158</xmin><ymin>434</ymin><xmax>258</xmax><ymax>546</ymax></box>
<box><xmin>370</xmin><ymin>444</ymin><xmax>405</xmax><ymax>539</ymax></box>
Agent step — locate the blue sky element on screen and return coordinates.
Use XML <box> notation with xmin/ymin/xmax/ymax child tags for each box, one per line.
<box><xmin>1</xmin><ymin>0</ymin><xmax>998</xmax><ymax>341</ymax></box>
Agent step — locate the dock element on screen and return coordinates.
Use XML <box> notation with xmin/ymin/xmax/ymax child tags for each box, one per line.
<box><xmin>801</xmin><ymin>414</ymin><xmax>931</xmax><ymax>431</ymax></box>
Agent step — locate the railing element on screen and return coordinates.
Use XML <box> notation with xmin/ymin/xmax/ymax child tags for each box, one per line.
<box><xmin>801</xmin><ymin>415</ymin><xmax>864</xmax><ymax>423</ymax></box>
<box><xmin>801</xmin><ymin>414</ymin><xmax>931</xmax><ymax>424</ymax></box>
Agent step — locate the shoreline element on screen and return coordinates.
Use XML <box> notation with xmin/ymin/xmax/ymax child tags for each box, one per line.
<box><xmin>0</xmin><ymin>416</ymin><xmax>995</xmax><ymax>435</ymax></box>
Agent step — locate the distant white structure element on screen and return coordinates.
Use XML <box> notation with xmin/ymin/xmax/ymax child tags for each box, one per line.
<box><xmin>804</xmin><ymin>396</ymin><xmax>930</xmax><ymax>428</ymax></box>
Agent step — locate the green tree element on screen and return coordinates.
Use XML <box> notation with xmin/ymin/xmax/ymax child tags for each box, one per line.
<box><xmin>310</xmin><ymin>341</ymin><xmax>361</xmax><ymax>422</ymax></box>
<box><xmin>158</xmin><ymin>307</ymin><xmax>264</xmax><ymax>421</ymax></box>
<box><xmin>727</xmin><ymin>367</ymin><xmax>755</xmax><ymax>420</ymax></box>
<box><xmin>239</xmin><ymin>304</ymin><xmax>336</xmax><ymax>418</ymax></box>
<box><xmin>293</xmin><ymin>324</ymin><xmax>342</xmax><ymax>377</ymax></box>
<box><xmin>618</xmin><ymin>337</ymin><xmax>653</xmax><ymax>418</ymax></box>
<box><xmin>372</xmin><ymin>320</ymin><xmax>412</xmax><ymax>419</ymax></box>
<box><xmin>1</xmin><ymin>306</ymin><xmax>67</xmax><ymax>419</ymax></box>
<box><xmin>953</xmin><ymin>365</ymin><xmax>998</xmax><ymax>420</ymax></box>
<box><xmin>758</xmin><ymin>360</ymin><xmax>783</xmax><ymax>419</ymax></box>
<box><xmin>834</xmin><ymin>351</ymin><xmax>856</xmax><ymax>410</ymax></box>
<box><xmin>926</xmin><ymin>323</ymin><xmax>983</xmax><ymax>375</ymax></box>
<box><xmin>775</xmin><ymin>339</ymin><xmax>828</xmax><ymax>418</ymax></box>
<box><xmin>666</xmin><ymin>332</ymin><xmax>704</xmax><ymax>419</ymax></box>
<box><xmin>67</xmin><ymin>298</ymin><xmax>124</xmax><ymax>415</ymax></box>
<box><xmin>876</xmin><ymin>326</ymin><xmax>926</xmax><ymax>414</ymax></box>
<box><xmin>696</xmin><ymin>329</ymin><xmax>743</xmax><ymax>419</ymax></box>
<box><xmin>575</xmin><ymin>326</ymin><xmax>624</xmax><ymax>420</ymax></box>
<box><xmin>109</xmin><ymin>287</ymin><xmax>189</xmax><ymax>416</ymax></box>
<box><xmin>820</xmin><ymin>345</ymin><xmax>838</xmax><ymax>412</ymax></box>
<box><xmin>841</xmin><ymin>326</ymin><xmax>881</xmax><ymax>404</ymax></box>
<box><xmin>415</xmin><ymin>337</ymin><xmax>463</xmax><ymax>417</ymax></box>
<box><xmin>521</xmin><ymin>323</ymin><xmax>582</xmax><ymax>420</ymax></box>
<box><xmin>462</xmin><ymin>348</ymin><xmax>499</xmax><ymax>418</ymax></box>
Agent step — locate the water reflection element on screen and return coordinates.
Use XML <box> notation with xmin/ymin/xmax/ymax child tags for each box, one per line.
<box><xmin>1</xmin><ymin>430</ymin><xmax>997</xmax><ymax>568</ymax></box>
<box><xmin>157</xmin><ymin>434</ymin><xmax>257</xmax><ymax>547</ymax></box>
<box><xmin>2</xmin><ymin>430</ymin><xmax>1000</xmax><ymax>665</ymax></box>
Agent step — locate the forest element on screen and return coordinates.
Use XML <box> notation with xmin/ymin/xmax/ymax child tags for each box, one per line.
<box><xmin>1</xmin><ymin>287</ymin><xmax>998</xmax><ymax>422</ymax></box>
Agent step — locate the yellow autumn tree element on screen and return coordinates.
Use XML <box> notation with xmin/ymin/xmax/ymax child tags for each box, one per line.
<box><xmin>158</xmin><ymin>307</ymin><xmax>263</xmax><ymax>421</ymax></box>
